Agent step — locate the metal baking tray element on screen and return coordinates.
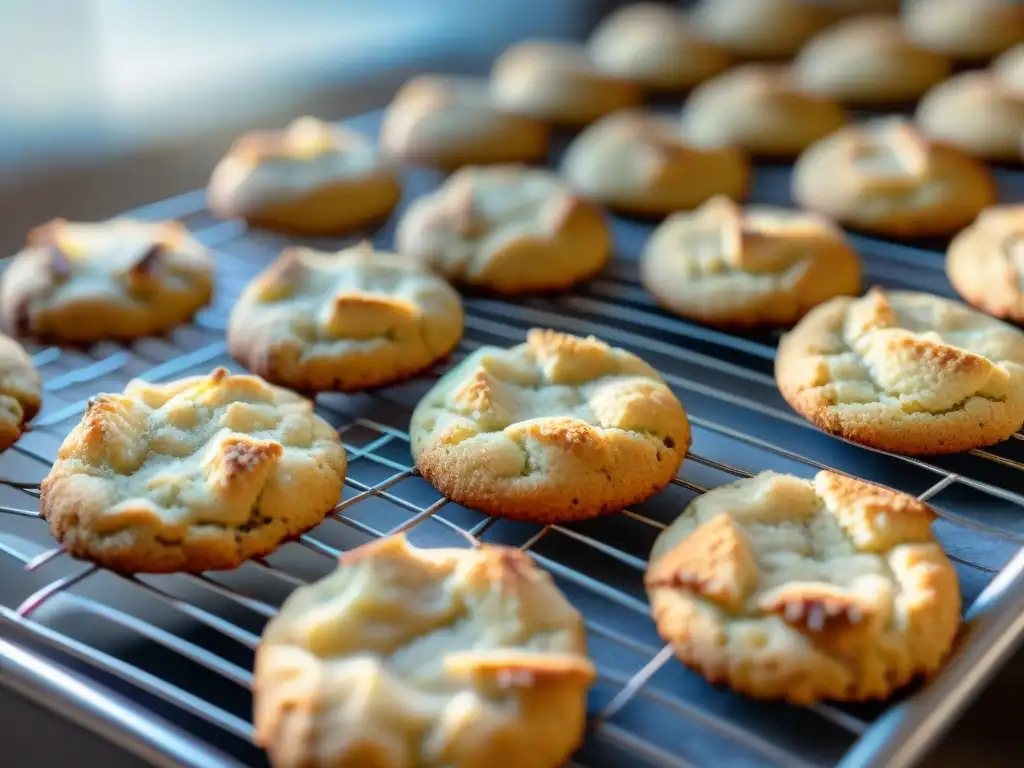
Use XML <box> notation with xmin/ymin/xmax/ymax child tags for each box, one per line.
<box><xmin>1</xmin><ymin>109</ymin><xmax>1023</xmax><ymax>768</ymax></box>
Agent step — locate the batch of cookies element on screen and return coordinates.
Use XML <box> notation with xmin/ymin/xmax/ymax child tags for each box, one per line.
<box><xmin>1</xmin><ymin>0</ymin><xmax>1022</xmax><ymax>766</ymax></box>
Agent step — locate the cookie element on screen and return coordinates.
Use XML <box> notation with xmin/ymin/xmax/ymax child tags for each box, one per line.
<box><xmin>947</xmin><ymin>205</ymin><xmax>1024</xmax><ymax>322</ymax></box>
<box><xmin>792</xmin><ymin>15</ymin><xmax>951</xmax><ymax>106</ymax></box>
<box><xmin>903</xmin><ymin>0</ymin><xmax>1024</xmax><ymax>61</ymax></box>
<box><xmin>646</xmin><ymin>470</ymin><xmax>961</xmax><ymax>704</ymax></box>
<box><xmin>228</xmin><ymin>242</ymin><xmax>464</xmax><ymax>393</ymax></box>
<box><xmin>916</xmin><ymin>70</ymin><xmax>1024</xmax><ymax>162</ymax></box>
<box><xmin>255</xmin><ymin>534</ymin><xmax>595</xmax><ymax>768</ymax></box>
<box><xmin>0</xmin><ymin>332</ymin><xmax>41</xmax><ymax>453</ymax></box>
<box><xmin>40</xmin><ymin>368</ymin><xmax>347</xmax><ymax>573</ymax></box>
<box><xmin>690</xmin><ymin>0</ymin><xmax>833</xmax><ymax>60</ymax></box>
<box><xmin>560</xmin><ymin>110</ymin><xmax>749</xmax><ymax>217</ymax></box>
<box><xmin>586</xmin><ymin>3</ymin><xmax>732</xmax><ymax>92</ymax></box>
<box><xmin>411</xmin><ymin>329</ymin><xmax>691</xmax><ymax>523</ymax></box>
<box><xmin>380</xmin><ymin>75</ymin><xmax>549</xmax><ymax>169</ymax></box>
<box><xmin>395</xmin><ymin>165</ymin><xmax>611</xmax><ymax>294</ymax></box>
<box><xmin>0</xmin><ymin>218</ymin><xmax>213</xmax><ymax>343</ymax></box>
<box><xmin>640</xmin><ymin>196</ymin><xmax>861</xmax><ymax>327</ymax></box>
<box><xmin>792</xmin><ymin>118</ymin><xmax>995</xmax><ymax>237</ymax></box>
<box><xmin>681</xmin><ymin>64</ymin><xmax>848</xmax><ymax>158</ymax></box>
<box><xmin>776</xmin><ymin>287</ymin><xmax>1024</xmax><ymax>454</ymax></box>
<box><xmin>489</xmin><ymin>40</ymin><xmax>643</xmax><ymax>127</ymax></box>
<box><xmin>994</xmin><ymin>43</ymin><xmax>1024</xmax><ymax>93</ymax></box>
<box><xmin>207</xmin><ymin>117</ymin><xmax>400</xmax><ymax>235</ymax></box>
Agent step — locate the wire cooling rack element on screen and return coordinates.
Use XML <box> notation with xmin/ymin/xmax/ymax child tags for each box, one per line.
<box><xmin>1</xmin><ymin>110</ymin><xmax>1024</xmax><ymax>768</ymax></box>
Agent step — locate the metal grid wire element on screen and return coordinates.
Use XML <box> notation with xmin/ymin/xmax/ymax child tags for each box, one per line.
<box><xmin>1</xmin><ymin>115</ymin><xmax>1024</xmax><ymax>768</ymax></box>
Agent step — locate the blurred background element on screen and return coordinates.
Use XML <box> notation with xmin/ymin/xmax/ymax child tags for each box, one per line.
<box><xmin>0</xmin><ymin>0</ymin><xmax>620</xmax><ymax>252</ymax></box>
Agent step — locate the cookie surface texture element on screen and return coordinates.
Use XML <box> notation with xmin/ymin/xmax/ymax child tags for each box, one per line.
<box><xmin>776</xmin><ymin>287</ymin><xmax>1024</xmax><ymax>454</ymax></box>
<box><xmin>380</xmin><ymin>75</ymin><xmax>549</xmax><ymax>168</ymax></box>
<box><xmin>40</xmin><ymin>368</ymin><xmax>347</xmax><ymax>573</ymax></box>
<box><xmin>411</xmin><ymin>329</ymin><xmax>691</xmax><ymax>522</ymax></box>
<box><xmin>0</xmin><ymin>332</ymin><xmax>41</xmax><ymax>452</ymax></box>
<box><xmin>255</xmin><ymin>534</ymin><xmax>595</xmax><ymax>768</ymax></box>
<box><xmin>792</xmin><ymin>118</ymin><xmax>995</xmax><ymax>237</ymax></box>
<box><xmin>587</xmin><ymin>3</ymin><xmax>732</xmax><ymax>91</ymax></box>
<box><xmin>793</xmin><ymin>15</ymin><xmax>951</xmax><ymax>106</ymax></box>
<box><xmin>916</xmin><ymin>71</ymin><xmax>1024</xmax><ymax>162</ymax></box>
<box><xmin>561</xmin><ymin>110</ymin><xmax>749</xmax><ymax>217</ymax></box>
<box><xmin>947</xmin><ymin>205</ymin><xmax>1024</xmax><ymax>322</ymax></box>
<box><xmin>489</xmin><ymin>40</ymin><xmax>643</xmax><ymax>127</ymax></box>
<box><xmin>681</xmin><ymin>64</ymin><xmax>848</xmax><ymax>158</ymax></box>
<box><xmin>1</xmin><ymin>218</ymin><xmax>213</xmax><ymax>342</ymax></box>
<box><xmin>640</xmin><ymin>196</ymin><xmax>861</xmax><ymax>327</ymax></box>
<box><xmin>228</xmin><ymin>243</ymin><xmax>464</xmax><ymax>392</ymax></box>
<box><xmin>396</xmin><ymin>165</ymin><xmax>610</xmax><ymax>294</ymax></box>
<box><xmin>646</xmin><ymin>470</ymin><xmax>961</xmax><ymax>703</ymax></box>
<box><xmin>206</xmin><ymin>116</ymin><xmax>400</xmax><ymax>235</ymax></box>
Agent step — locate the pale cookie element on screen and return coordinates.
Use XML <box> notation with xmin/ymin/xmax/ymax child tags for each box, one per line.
<box><xmin>690</xmin><ymin>0</ymin><xmax>833</xmax><ymax>60</ymax></box>
<box><xmin>947</xmin><ymin>205</ymin><xmax>1024</xmax><ymax>322</ymax></box>
<box><xmin>380</xmin><ymin>75</ymin><xmax>549</xmax><ymax>169</ymax></box>
<box><xmin>255</xmin><ymin>534</ymin><xmax>595</xmax><ymax>768</ymax></box>
<box><xmin>916</xmin><ymin>70</ymin><xmax>1024</xmax><ymax>162</ymax></box>
<box><xmin>395</xmin><ymin>166</ymin><xmax>611</xmax><ymax>294</ymax></box>
<box><xmin>646</xmin><ymin>470</ymin><xmax>961</xmax><ymax>704</ymax></box>
<box><xmin>228</xmin><ymin>243</ymin><xmax>463</xmax><ymax>393</ymax></box>
<box><xmin>0</xmin><ymin>218</ymin><xmax>213</xmax><ymax>343</ymax></box>
<box><xmin>411</xmin><ymin>329</ymin><xmax>691</xmax><ymax>523</ymax></box>
<box><xmin>489</xmin><ymin>40</ymin><xmax>643</xmax><ymax>127</ymax></box>
<box><xmin>207</xmin><ymin>116</ymin><xmax>400</xmax><ymax>236</ymax></box>
<box><xmin>0</xmin><ymin>332</ymin><xmax>41</xmax><ymax>453</ymax></box>
<box><xmin>904</xmin><ymin>0</ymin><xmax>1024</xmax><ymax>61</ymax></box>
<box><xmin>40</xmin><ymin>368</ymin><xmax>347</xmax><ymax>573</ymax></box>
<box><xmin>560</xmin><ymin>110</ymin><xmax>749</xmax><ymax>217</ymax></box>
<box><xmin>776</xmin><ymin>287</ymin><xmax>1024</xmax><ymax>454</ymax></box>
<box><xmin>640</xmin><ymin>196</ymin><xmax>861</xmax><ymax>327</ymax></box>
<box><xmin>792</xmin><ymin>15</ymin><xmax>951</xmax><ymax>106</ymax></box>
<box><xmin>994</xmin><ymin>43</ymin><xmax>1024</xmax><ymax>94</ymax></box>
<box><xmin>586</xmin><ymin>3</ymin><xmax>732</xmax><ymax>92</ymax></box>
<box><xmin>792</xmin><ymin>118</ymin><xmax>995</xmax><ymax>237</ymax></box>
<box><xmin>681</xmin><ymin>64</ymin><xmax>848</xmax><ymax>158</ymax></box>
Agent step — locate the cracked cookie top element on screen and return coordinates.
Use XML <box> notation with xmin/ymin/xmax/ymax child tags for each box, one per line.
<box><xmin>0</xmin><ymin>218</ymin><xmax>213</xmax><ymax>342</ymax></box>
<box><xmin>395</xmin><ymin>165</ymin><xmax>610</xmax><ymax>294</ymax></box>
<box><xmin>40</xmin><ymin>368</ymin><xmax>347</xmax><ymax>573</ymax></box>
<box><xmin>410</xmin><ymin>328</ymin><xmax>691</xmax><ymax>522</ymax></box>
<box><xmin>228</xmin><ymin>242</ymin><xmax>464</xmax><ymax>392</ymax></box>
<box><xmin>255</xmin><ymin>534</ymin><xmax>595</xmax><ymax>768</ymax></box>
<box><xmin>776</xmin><ymin>287</ymin><xmax>1024</xmax><ymax>454</ymax></box>
<box><xmin>646</xmin><ymin>470</ymin><xmax>961</xmax><ymax>703</ymax></box>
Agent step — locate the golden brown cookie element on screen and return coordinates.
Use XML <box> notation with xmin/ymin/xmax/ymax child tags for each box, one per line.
<box><xmin>380</xmin><ymin>75</ymin><xmax>549</xmax><ymax>169</ymax></box>
<box><xmin>792</xmin><ymin>15</ymin><xmax>951</xmax><ymax>106</ymax></box>
<box><xmin>792</xmin><ymin>118</ymin><xmax>995</xmax><ymax>237</ymax></box>
<box><xmin>947</xmin><ymin>205</ymin><xmax>1024</xmax><ymax>322</ymax></box>
<box><xmin>0</xmin><ymin>333</ymin><xmax>41</xmax><ymax>453</ymax></box>
<box><xmin>640</xmin><ymin>196</ymin><xmax>861</xmax><ymax>327</ymax></box>
<box><xmin>903</xmin><ymin>0</ymin><xmax>1024</xmax><ymax>61</ymax></box>
<box><xmin>776</xmin><ymin>287</ymin><xmax>1024</xmax><ymax>454</ymax></box>
<box><xmin>489</xmin><ymin>40</ymin><xmax>643</xmax><ymax>127</ymax></box>
<box><xmin>560</xmin><ymin>110</ymin><xmax>749</xmax><ymax>217</ymax></box>
<box><xmin>587</xmin><ymin>3</ymin><xmax>732</xmax><ymax>91</ymax></box>
<box><xmin>0</xmin><ymin>218</ymin><xmax>213</xmax><ymax>343</ymax></box>
<box><xmin>206</xmin><ymin>117</ymin><xmax>401</xmax><ymax>235</ymax></box>
<box><xmin>228</xmin><ymin>242</ymin><xmax>464</xmax><ymax>392</ymax></box>
<box><xmin>647</xmin><ymin>470</ymin><xmax>961</xmax><ymax>704</ymax></box>
<box><xmin>690</xmin><ymin>0</ymin><xmax>834</xmax><ymax>60</ymax></box>
<box><xmin>681</xmin><ymin>64</ymin><xmax>848</xmax><ymax>158</ymax></box>
<box><xmin>410</xmin><ymin>329</ymin><xmax>691</xmax><ymax>523</ymax></box>
<box><xmin>255</xmin><ymin>534</ymin><xmax>595</xmax><ymax>768</ymax></box>
<box><xmin>395</xmin><ymin>165</ymin><xmax>610</xmax><ymax>294</ymax></box>
<box><xmin>40</xmin><ymin>368</ymin><xmax>347</xmax><ymax>573</ymax></box>
<box><xmin>916</xmin><ymin>70</ymin><xmax>1024</xmax><ymax>162</ymax></box>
